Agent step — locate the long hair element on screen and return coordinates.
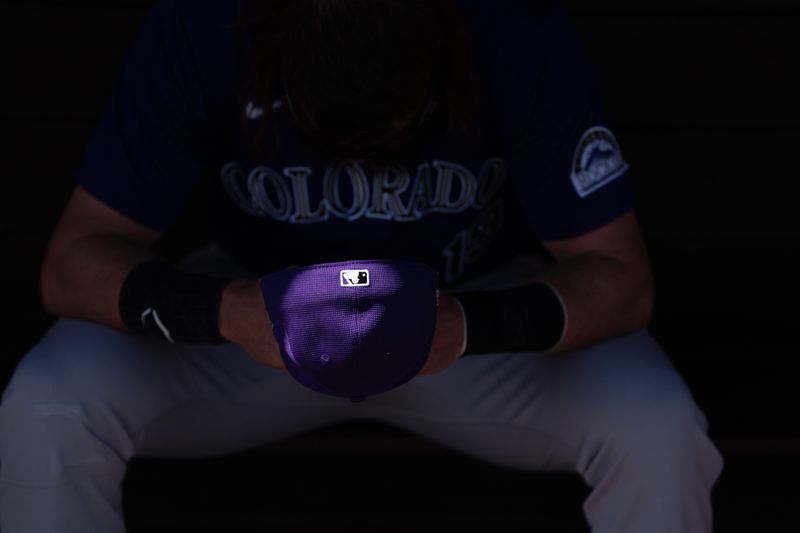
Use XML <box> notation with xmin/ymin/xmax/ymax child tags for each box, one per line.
<box><xmin>240</xmin><ymin>0</ymin><xmax>480</xmax><ymax>155</ymax></box>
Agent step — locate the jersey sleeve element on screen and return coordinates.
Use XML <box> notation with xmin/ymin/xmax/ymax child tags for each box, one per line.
<box><xmin>76</xmin><ymin>0</ymin><xmax>214</xmax><ymax>231</ymax></box>
<box><xmin>498</xmin><ymin>2</ymin><xmax>635</xmax><ymax>241</ymax></box>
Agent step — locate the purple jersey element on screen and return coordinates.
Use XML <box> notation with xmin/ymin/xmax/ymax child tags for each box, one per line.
<box><xmin>77</xmin><ymin>0</ymin><xmax>634</xmax><ymax>286</ymax></box>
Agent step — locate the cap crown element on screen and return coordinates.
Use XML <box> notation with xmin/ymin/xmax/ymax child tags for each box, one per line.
<box><xmin>260</xmin><ymin>260</ymin><xmax>439</xmax><ymax>401</ymax></box>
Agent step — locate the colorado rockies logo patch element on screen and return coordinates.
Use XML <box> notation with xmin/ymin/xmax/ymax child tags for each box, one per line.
<box><xmin>340</xmin><ymin>269</ymin><xmax>370</xmax><ymax>287</ymax></box>
<box><xmin>570</xmin><ymin>126</ymin><xmax>628</xmax><ymax>198</ymax></box>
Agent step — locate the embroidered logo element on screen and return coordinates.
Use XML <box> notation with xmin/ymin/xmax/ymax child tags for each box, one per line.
<box><xmin>570</xmin><ymin>126</ymin><xmax>628</xmax><ymax>198</ymax></box>
<box><xmin>340</xmin><ymin>270</ymin><xmax>370</xmax><ymax>287</ymax></box>
<box><xmin>140</xmin><ymin>308</ymin><xmax>175</xmax><ymax>344</ymax></box>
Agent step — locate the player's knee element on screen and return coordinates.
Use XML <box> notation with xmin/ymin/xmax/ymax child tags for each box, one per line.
<box><xmin>3</xmin><ymin>320</ymin><xmax>162</xmax><ymax>412</ymax></box>
<box><xmin>585</xmin><ymin>384</ymin><xmax>722</xmax><ymax>484</ymax></box>
<box><xmin>0</xmin><ymin>347</ymin><xmax>130</xmax><ymax>484</ymax></box>
<box><xmin>2</xmin><ymin>334</ymin><xmax>95</xmax><ymax>410</ymax></box>
<box><xmin>627</xmin><ymin>390</ymin><xmax>708</xmax><ymax>455</ymax></box>
<box><xmin>0</xmin><ymin>322</ymin><xmax>132</xmax><ymax>440</ymax></box>
<box><xmin>1</xmin><ymin>338</ymin><xmax>94</xmax><ymax>439</ymax></box>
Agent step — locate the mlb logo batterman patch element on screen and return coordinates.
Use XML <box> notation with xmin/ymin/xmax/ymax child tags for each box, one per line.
<box><xmin>340</xmin><ymin>269</ymin><xmax>370</xmax><ymax>287</ymax></box>
<box><xmin>570</xmin><ymin>126</ymin><xmax>629</xmax><ymax>199</ymax></box>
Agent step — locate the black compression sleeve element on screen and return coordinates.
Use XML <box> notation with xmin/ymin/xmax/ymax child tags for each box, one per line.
<box><xmin>454</xmin><ymin>282</ymin><xmax>566</xmax><ymax>355</ymax></box>
<box><xmin>119</xmin><ymin>260</ymin><xmax>232</xmax><ymax>344</ymax></box>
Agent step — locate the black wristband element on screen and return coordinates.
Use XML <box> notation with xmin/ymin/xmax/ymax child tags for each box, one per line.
<box><xmin>454</xmin><ymin>282</ymin><xmax>566</xmax><ymax>355</ymax></box>
<box><xmin>119</xmin><ymin>260</ymin><xmax>232</xmax><ymax>344</ymax></box>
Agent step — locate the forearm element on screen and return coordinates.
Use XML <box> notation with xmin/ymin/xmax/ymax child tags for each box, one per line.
<box><xmin>536</xmin><ymin>252</ymin><xmax>654</xmax><ymax>353</ymax></box>
<box><xmin>218</xmin><ymin>278</ymin><xmax>265</xmax><ymax>342</ymax></box>
<box><xmin>40</xmin><ymin>234</ymin><xmax>157</xmax><ymax>329</ymax></box>
<box><xmin>217</xmin><ymin>278</ymin><xmax>284</xmax><ymax>368</ymax></box>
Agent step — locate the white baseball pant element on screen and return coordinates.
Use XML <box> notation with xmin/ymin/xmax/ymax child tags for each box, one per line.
<box><xmin>0</xmin><ymin>246</ymin><xmax>723</xmax><ymax>532</ymax></box>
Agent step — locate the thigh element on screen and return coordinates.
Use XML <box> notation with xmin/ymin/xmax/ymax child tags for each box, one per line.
<box><xmin>361</xmin><ymin>329</ymin><xmax>706</xmax><ymax>474</ymax></box>
<box><xmin>1</xmin><ymin>318</ymin><xmax>351</xmax><ymax>463</ymax></box>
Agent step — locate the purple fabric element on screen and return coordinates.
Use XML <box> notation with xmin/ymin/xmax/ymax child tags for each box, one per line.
<box><xmin>259</xmin><ymin>260</ymin><xmax>439</xmax><ymax>401</ymax></box>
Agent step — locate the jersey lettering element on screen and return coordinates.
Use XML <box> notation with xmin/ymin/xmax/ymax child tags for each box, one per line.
<box><xmin>220</xmin><ymin>158</ymin><xmax>507</xmax><ymax>225</ymax></box>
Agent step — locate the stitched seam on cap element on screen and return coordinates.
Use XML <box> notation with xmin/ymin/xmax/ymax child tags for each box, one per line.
<box><xmin>354</xmin><ymin>289</ymin><xmax>361</xmax><ymax>392</ymax></box>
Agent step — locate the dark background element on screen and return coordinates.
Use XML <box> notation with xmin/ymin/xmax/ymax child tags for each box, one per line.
<box><xmin>1</xmin><ymin>0</ymin><xmax>798</xmax><ymax>531</ymax></box>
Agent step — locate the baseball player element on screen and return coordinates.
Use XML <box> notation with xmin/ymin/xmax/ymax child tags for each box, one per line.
<box><xmin>0</xmin><ymin>1</ymin><xmax>722</xmax><ymax>532</ymax></box>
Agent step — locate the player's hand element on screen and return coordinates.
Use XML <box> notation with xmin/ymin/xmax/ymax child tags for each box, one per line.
<box><xmin>218</xmin><ymin>279</ymin><xmax>285</xmax><ymax>370</ymax></box>
<box><xmin>418</xmin><ymin>290</ymin><xmax>466</xmax><ymax>376</ymax></box>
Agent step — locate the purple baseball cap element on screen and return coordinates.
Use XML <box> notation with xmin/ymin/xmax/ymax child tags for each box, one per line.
<box><xmin>259</xmin><ymin>259</ymin><xmax>439</xmax><ymax>402</ymax></box>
